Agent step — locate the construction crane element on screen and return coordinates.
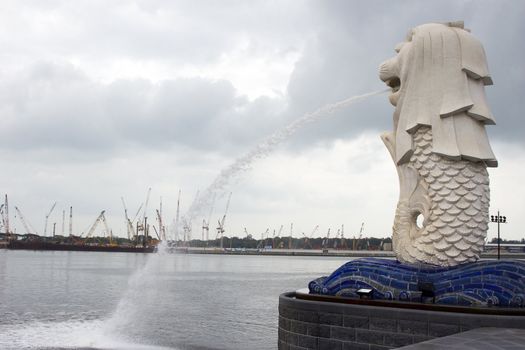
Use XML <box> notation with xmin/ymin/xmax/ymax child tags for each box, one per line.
<box><xmin>340</xmin><ymin>224</ymin><xmax>347</xmax><ymax>249</ymax></box>
<box><xmin>275</xmin><ymin>224</ymin><xmax>283</xmax><ymax>248</ymax></box>
<box><xmin>202</xmin><ymin>194</ymin><xmax>216</xmax><ymax>242</ymax></box>
<box><xmin>43</xmin><ymin>202</ymin><xmax>57</xmax><ymax>237</ymax></box>
<box><xmin>152</xmin><ymin>225</ymin><xmax>161</xmax><ymax>240</ymax></box>
<box><xmin>121</xmin><ymin>197</ymin><xmax>135</xmax><ymax>240</ymax></box>
<box><xmin>187</xmin><ymin>190</ymin><xmax>200</xmax><ymax>243</ymax></box>
<box><xmin>216</xmin><ymin>192</ymin><xmax>232</xmax><ymax>249</ymax></box>
<box><xmin>84</xmin><ymin>211</ymin><xmax>106</xmax><ymax>238</ymax></box>
<box><xmin>156</xmin><ymin>208</ymin><xmax>165</xmax><ymax>241</ymax></box>
<box><xmin>257</xmin><ymin>228</ymin><xmax>269</xmax><ymax>249</ymax></box>
<box><xmin>333</xmin><ymin>229</ymin><xmax>341</xmax><ymax>249</ymax></box>
<box><xmin>3</xmin><ymin>195</ymin><xmax>10</xmax><ymax>235</ymax></box>
<box><xmin>137</xmin><ymin>188</ymin><xmax>152</xmax><ymax>238</ymax></box>
<box><xmin>68</xmin><ymin>206</ymin><xmax>73</xmax><ymax>236</ymax></box>
<box><xmin>15</xmin><ymin>206</ymin><xmax>38</xmax><ymax>235</ymax></box>
<box><xmin>182</xmin><ymin>218</ymin><xmax>191</xmax><ymax>244</ymax></box>
<box><xmin>322</xmin><ymin>228</ymin><xmax>332</xmax><ymax>250</ymax></box>
<box><xmin>100</xmin><ymin>211</ymin><xmax>113</xmax><ymax>244</ymax></box>
<box><xmin>158</xmin><ymin>197</ymin><xmax>166</xmax><ymax>241</ymax></box>
<box><xmin>302</xmin><ymin>225</ymin><xmax>319</xmax><ymax>249</ymax></box>
<box><xmin>353</xmin><ymin>222</ymin><xmax>365</xmax><ymax>250</ymax></box>
<box><xmin>61</xmin><ymin>210</ymin><xmax>65</xmax><ymax>236</ymax></box>
<box><xmin>288</xmin><ymin>223</ymin><xmax>293</xmax><ymax>249</ymax></box>
<box><xmin>86</xmin><ymin>210</ymin><xmax>113</xmax><ymax>243</ymax></box>
<box><xmin>0</xmin><ymin>203</ymin><xmax>5</xmax><ymax>233</ymax></box>
<box><xmin>174</xmin><ymin>189</ymin><xmax>181</xmax><ymax>242</ymax></box>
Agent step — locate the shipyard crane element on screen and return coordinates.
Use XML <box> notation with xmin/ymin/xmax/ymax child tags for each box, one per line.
<box><xmin>100</xmin><ymin>211</ymin><xmax>113</xmax><ymax>244</ymax></box>
<box><xmin>322</xmin><ymin>228</ymin><xmax>332</xmax><ymax>250</ymax></box>
<box><xmin>68</xmin><ymin>206</ymin><xmax>73</xmax><ymax>236</ymax></box>
<box><xmin>182</xmin><ymin>190</ymin><xmax>199</xmax><ymax>243</ymax></box>
<box><xmin>257</xmin><ymin>228</ymin><xmax>269</xmax><ymax>249</ymax></box>
<box><xmin>353</xmin><ymin>222</ymin><xmax>365</xmax><ymax>250</ymax></box>
<box><xmin>216</xmin><ymin>192</ymin><xmax>232</xmax><ymax>249</ymax></box>
<box><xmin>156</xmin><ymin>208</ymin><xmax>165</xmax><ymax>241</ymax></box>
<box><xmin>182</xmin><ymin>218</ymin><xmax>191</xmax><ymax>244</ymax></box>
<box><xmin>340</xmin><ymin>224</ymin><xmax>347</xmax><ymax>249</ymax></box>
<box><xmin>202</xmin><ymin>195</ymin><xmax>216</xmax><ymax>242</ymax></box>
<box><xmin>43</xmin><ymin>202</ymin><xmax>57</xmax><ymax>237</ymax></box>
<box><xmin>275</xmin><ymin>224</ymin><xmax>284</xmax><ymax>248</ymax></box>
<box><xmin>302</xmin><ymin>225</ymin><xmax>319</xmax><ymax>249</ymax></box>
<box><xmin>15</xmin><ymin>206</ymin><xmax>38</xmax><ymax>235</ymax></box>
<box><xmin>3</xmin><ymin>195</ymin><xmax>10</xmax><ymax>235</ymax></box>
<box><xmin>202</xmin><ymin>219</ymin><xmax>207</xmax><ymax>241</ymax></box>
<box><xmin>333</xmin><ymin>229</ymin><xmax>341</xmax><ymax>249</ymax></box>
<box><xmin>289</xmin><ymin>223</ymin><xmax>293</xmax><ymax>249</ymax></box>
<box><xmin>152</xmin><ymin>225</ymin><xmax>161</xmax><ymax>240</ymax></box>
<box><xmin>137</xmin><ymin>188</ymin><xmax>152</xmax><ymax>238</ymax></box>
<box><xmin>131</xmin><ymin>203</ymin><xmax>143</xmax><ymax>225</ymax></box>
<box><xmin>121</xmin><ymin>197</ymin><xmax>135</xmax><ymax>240</ymax></box>
<box><xmin>84</xmin><ymin>211</ymin><xmax>107</xmax><ymax>238</ymax></box>
<box><xmin>61</xmin><ymin>210</ymin><xmax>65</xmax><ymax>236</ymax></box>
<box><xmin>174</xmin><ymin>189</ymin><xmax>181</xmax><ymax>242</ymax></box>
<box><xmin>0</xmin><ymin>204</ymin><xmax>5</xmax><ymax>233</ymax></box>
<box><xmin>158</xmin><ymin>197</ymin><xmax>166</xmax><ymax>241</ymax></box>
<box><xmin>301</xmin><ymin>233</ymin><xmax>311</xmax><ymax>249</ymax></box>
<box><xmin>270</xmin><ymin>229</ymin><xmax>276</xmax><ymax>248</ymax></box>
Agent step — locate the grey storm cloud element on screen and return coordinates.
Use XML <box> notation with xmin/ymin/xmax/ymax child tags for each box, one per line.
<box><xmin>0</xmin><ymin>61</ymin><xmax>288</xmax><ymax>156</ymax></box>
<box><xmin>0</xmin><ymin>0</ymin><xmax>523</xmax><ymax>157</ymax></box>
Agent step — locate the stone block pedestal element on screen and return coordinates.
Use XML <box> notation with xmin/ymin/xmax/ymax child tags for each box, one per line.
<box><xmin>278</xmin><ymin>291</ymin><xmax>525</xmax><ymax>350</ymax></box>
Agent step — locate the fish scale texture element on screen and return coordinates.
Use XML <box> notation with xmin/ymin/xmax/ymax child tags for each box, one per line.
<box><xmin>395</xmin><ymin>126</ymin><xmax>490</xmax><ymax>266</ymax></box>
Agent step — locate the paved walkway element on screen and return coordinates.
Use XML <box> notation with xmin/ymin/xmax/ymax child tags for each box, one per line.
<box><xmin>397</xmin><ymin>327</ymin><xmax>525</xmax><ymax>349</ymax></box>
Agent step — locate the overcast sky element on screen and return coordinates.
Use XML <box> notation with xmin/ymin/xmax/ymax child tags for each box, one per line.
<box><xmin>1</xmin><ymin>0</ymin><xmax>524</xmax><ymax>241</ymax></box>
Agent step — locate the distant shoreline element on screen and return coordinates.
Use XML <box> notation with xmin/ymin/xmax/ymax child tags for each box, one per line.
<box><xmin>2</xmin><ymin>242</ymin><xmax>524</xmax><ymax>259</ymax></box>
<box><xmin>169</xmin><ymin>247</ymin><xmax>525</xmax><ymax>259</ymax></box>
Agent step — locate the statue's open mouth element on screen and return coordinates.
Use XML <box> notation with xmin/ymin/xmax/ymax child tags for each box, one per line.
<box><xmin>384</xmin><ymin>76</ymin><xmax>401</xmax><ymax>106</ymax></box>
<box><xmin>386</xmin><ymin>77</ymin><xmax>401</xmax><ymax>93</ymax></box>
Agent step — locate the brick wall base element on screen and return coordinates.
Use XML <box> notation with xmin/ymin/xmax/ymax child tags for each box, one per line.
<box><xmin>278</xmin><ymin>292</ymin><xmax>525</xmax><ymax>350</ymax></box>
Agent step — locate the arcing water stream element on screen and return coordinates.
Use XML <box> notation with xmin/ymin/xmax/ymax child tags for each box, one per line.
<box><xmin>112</xmin><ymin>89</ymin><xmax>386</xmax><ymax>326</ymax></box>
<box><xmin>185</xmin><ymin>89</ymin><xmax>388</xmax><ymax>224</ymax></box>
<box><xmin>103</xmin><ymin>90</ymin><xmax>387</xmax><ymax>343</ymax></box>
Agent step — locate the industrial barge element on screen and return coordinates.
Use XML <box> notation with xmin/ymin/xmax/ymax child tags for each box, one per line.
<box><xmin>5</xmin><ymin>239</ymin><xmax>156</xmax><ymax>253</ymax></box>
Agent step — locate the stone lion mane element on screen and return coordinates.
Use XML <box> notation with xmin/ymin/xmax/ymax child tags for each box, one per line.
<box><xmin>386</xmin><ymin>21</ymin><xmax>497</xmax><ymax>167</ymax></box>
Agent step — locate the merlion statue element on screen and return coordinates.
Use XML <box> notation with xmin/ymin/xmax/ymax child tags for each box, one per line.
<box><xmin>379</xmin><ymin>21</ymin><xmax>497</xmax><ymax>267</ymax></box>
<box><xmin>308</xmin><ymin>22</ymin><xmax>524</xmax><ymax>307</ymax></box>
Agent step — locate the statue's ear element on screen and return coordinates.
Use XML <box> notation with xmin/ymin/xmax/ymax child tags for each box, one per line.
<box><xmin>457</xmin><ymin>29</ymin><xmax>493</xmax><ymax>85</ymax></box>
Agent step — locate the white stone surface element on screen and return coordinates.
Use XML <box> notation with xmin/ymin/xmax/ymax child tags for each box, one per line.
<box><xmin>379</xmin><ymin>22</ymin><xmax>497</xmax><ymax>266</ymax></box>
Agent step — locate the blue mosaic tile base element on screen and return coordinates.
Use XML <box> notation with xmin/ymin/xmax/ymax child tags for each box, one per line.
<box><xmin>308</xmin><ymin>258</ymin><xmax>525</xmax><ymax>307</ymax></box>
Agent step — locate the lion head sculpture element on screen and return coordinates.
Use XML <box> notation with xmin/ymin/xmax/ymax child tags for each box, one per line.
<box><xmin>380</xmin><ymin>21</ymin><xmax>497</xmax><ymax>167</ymax></box>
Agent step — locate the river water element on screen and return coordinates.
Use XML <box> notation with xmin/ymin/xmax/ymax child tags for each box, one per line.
<box><xmin>0</xmin><ymin>250</ymin><xmax>349</xmax><ymax>350</ymax></box>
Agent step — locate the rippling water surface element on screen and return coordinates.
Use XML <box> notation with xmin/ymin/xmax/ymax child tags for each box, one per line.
<box><xmin>0</xmin><ymin>250</ymin><xmax>349</xmax><ymax>349</ymax></box>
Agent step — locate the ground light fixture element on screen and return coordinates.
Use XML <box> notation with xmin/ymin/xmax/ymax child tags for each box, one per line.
<box><xmin>356</xmin><ymin>288</ymin><xmax>373</xmax><ymax>299</ymax></box>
